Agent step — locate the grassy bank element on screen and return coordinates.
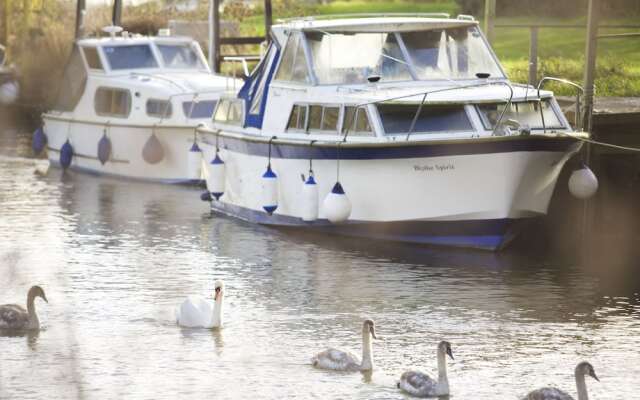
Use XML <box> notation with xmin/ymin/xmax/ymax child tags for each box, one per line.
<box><xmin>3</xmin><ymin>0</ymin><xmax>639</xmax><ymax>112</ymax></box>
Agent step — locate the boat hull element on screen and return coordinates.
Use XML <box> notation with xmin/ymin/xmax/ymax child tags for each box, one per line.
<box><xmin>199</xmin><ymin>133</ymin><xmax>581</xmax><ymax>250</ymax></box>
<box><xmin>42</xmin><ymin>117</ymin><xmax>202</xmax><ymax>184</ymax></box>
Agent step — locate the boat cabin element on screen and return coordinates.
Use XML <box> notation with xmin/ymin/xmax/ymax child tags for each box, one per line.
<box><xmin>213</xmin><ymin>15</ymin><xmax>570</xmax><ymax>141</ymax></box>
<box><xmin>51</xmin><ymin>31</ymin><xmax>230</xmax><ymax>126</ymax></box>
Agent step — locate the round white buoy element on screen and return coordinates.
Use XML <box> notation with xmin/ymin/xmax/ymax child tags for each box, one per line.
<box><xmin>261</xmin><ymin>165</ymin><xmax>278</xmax><ymax>215</ymax></box>
<box><xmin>568</xmin><ymin>166</ymin><xmax>598</xmax><ymax>199</ymax></box>
<box><xmin>301</xmin><ymin>174</ymin><xmax>319</xmax><ymax>222</ymax></box>
<box><xmin>322</xmin><ymin>182</ymin><xmax>351</xmax><ymax>223</ymax></box>
<box><xmin>208</xmin><ymin>153</ymin><xmax>226</xmax><ymax>200</ymax></box>
<box><xmin>187</xmin><ymin>142</ymin><xmax>202</xmax><ymax>181</ymax></box>
<box><xmin>0</xmin><ymin>81</ymin><xmax>19</xmax><ymax>105</ymax></box>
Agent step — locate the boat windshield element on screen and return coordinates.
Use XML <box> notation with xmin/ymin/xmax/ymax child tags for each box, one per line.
<box><xmin>103</xmin><ymin>44</ymin><xmax>159</xmax><ymax>70</ymax></box>
<box><xmin>303</xmin><ymin>26</ymin><xmax>503</xmax><ymax>84</ymax></box>
<box><xmin>157</xmin><ymin>43</ymin><xmax>205</xmax><ymax>69</ymax></box>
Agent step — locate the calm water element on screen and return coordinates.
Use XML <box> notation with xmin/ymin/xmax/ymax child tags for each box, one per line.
<box><xmin>1</xmin><ymin>127</ymin><xmax>639</xmax><ymax>399</ymax></box>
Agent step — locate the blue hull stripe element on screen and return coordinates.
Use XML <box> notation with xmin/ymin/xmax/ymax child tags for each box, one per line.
<box><xmin>210</xmin><ymin>201</ymin><xmax>525</xmax><ymax>250</ymax></box>
<box><xmin>211</xmin><ymin>135</ymin><xmax>577</xmax><ymax>160</ymax></box>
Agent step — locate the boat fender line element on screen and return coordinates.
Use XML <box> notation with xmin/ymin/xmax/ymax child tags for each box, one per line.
<box><xmin>301</xmin><ymin>140</ymin><xmax>318</xmax><ymax>222</ymax></box>
<box><xmin>187</xmin><ymin>129</ymin><xmax>202</xmax><ymax>180</ymax></box>
<box><xmin>97</xmin><ymin>125</ymin><xmax>112</xmax><ymax>165</ymax></box>
<box><xmin>569</xmin><ymin>163</ymin><xmax>598</xmax><ymax>199</ymax></box>
<box><xmin>261</xmin><ymin>136</ymin><xmax>278</xmax><ymax>215</ymax></box>
<box><xmin>60</xmin><ymin>139</ymin><xmax>74</xmax><ymax>170</ymax></box>
<box><xmin>207</xmin><ymin>130</ymin><xmax>226</xmax><ymax>200</ymax></box>
<box><xmin>323</xmin><ymin>142</ymin><xmax>351</xmax><ymax>223</ymax></box>
<box><xmin>142</xmin><ymin>127</ymin><xmax>165</xmax><ymax>164</ymax></box>
<box><xmin>32</xmin><ymin>126</ymin><xmax>47</xmax><ymax>155</ymax></box>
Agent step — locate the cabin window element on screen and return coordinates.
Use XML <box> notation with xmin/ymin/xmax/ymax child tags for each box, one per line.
<box><xmin>307</xmin><ymin>105</ymin><xmax>339</xmax><ymax>134</ymax></box>
<box><xmin>378</xmin><ymin>104</ymin><xmax>472</xmax><ymax>135</ymax></box>
<box><xmin>305</xmin><ymin>31</ymin><xmax>412</xmax><ymax>84</ymax></box>
<box><xmin>94</xmin><ymin>87</ymin><xmax>131</xmax><ymax>118</ymax></box>
<box><xmin>477</xmin><ymin>100</ymin><xmax>564</xmax><ymax>130</ymax></box>
<box><xmin>275</xmin><ymin>32</ymin><xmax>311</xmax><ymax>83</ymax></box>
<box><xmin>343</xmin><ymin>106</ymin><xmax>373</xmax><ymax>136</ymax></box>
<box><xmin>157</xmin><ymin>44</ymin><xmax>204</xmax><ymax>69</ymax></box>
<box><xmin>103</xmin><ymin>45</ymin><xmax>158</xmax><ymax>70</ymax></box>
<box><xmin>82</xmin><ymin>47</ymin><xmax>103</xmax><ymax>71</ymax></box>
<box><xmin>401</xmin><ymin>27</ymin><xmax>504</xmax><ymax>80</ymax></box>
<box><xmin>146</xmin><ymin>99</ymin><xmax>172</xmax><ymax>118</ymax></box>
<box><xmin>287</xmin><ymin>105</ymin><xmax>308</xmax><ymax>131</ymax></box>
<box><xmin>182</xmin><ymin>100</ymin><xmax>217</xmax><ymax>119</ymax></box>
<box><xmin>213</xmin><ymin>99</ymin><xmax>243</xmax><ymax>125</ymax></box>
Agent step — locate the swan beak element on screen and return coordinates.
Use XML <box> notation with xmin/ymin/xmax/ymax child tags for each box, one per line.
<box><xmin>214</xmin><ymin>287</ymin><xmax>221</xmax><ymax>301</ymax></box>
<box><xmin>590</xmin><ymin>371</ymin><xmax>599</xmax><ymax>382</ymax></box>
<box><xmin>42</xmin><ymin>294</ymin><xmax>48</xmax><ymax>303</ymax></box>
<box><xmin>446</xmin><ymin>347</ymin><xmax>454</xmax><ymax>360</ymax></box>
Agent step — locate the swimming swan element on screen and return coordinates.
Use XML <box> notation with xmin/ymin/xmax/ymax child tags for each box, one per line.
<box><xmin>311</xmin><ymin>319</ymin><xmax>377</xmax><ymax>372</ymax></box>
<box><xmin>0</xmin><ymin>286</ymin><xmax>48</xmax><ymax>330</ymax></box>
<box><xmin>176</xmin><ymin>280</ymin><xmax>224</xmax><ymax>328</ymax></box>
<box><xmin>398</xmin><ymin>340</ymin><xmax>454</xmax><ymax>397</ymax></box>
<box><xmin>522</xmin><ymin>361</ymin><xmax>599</xmax><ymax>400</ymax></box>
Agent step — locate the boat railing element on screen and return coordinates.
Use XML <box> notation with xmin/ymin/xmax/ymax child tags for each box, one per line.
<box><xmin>533</xmin><ymin>77</ymin><xmax>585</xmax><ymax>132</ymax></box>
<box><xmin>222</xmin><ymin>56</ymin><xmax>261</xmax><ymax>91</ymax></box>
<box><xmin>277</xmin><ymin>12</ymin><xmax>454</xmax><ymax>24</ymax></box>
<box><xmin>342</xmin><ymin>80</ymin><xmax>514</xmax><ymax>141</ymax></box>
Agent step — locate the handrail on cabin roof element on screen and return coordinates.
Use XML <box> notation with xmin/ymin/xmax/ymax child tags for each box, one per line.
<box><xmin>276</xmin><ymin>13</ymin><xmax>463</xmax><ymax>24</ymax></box>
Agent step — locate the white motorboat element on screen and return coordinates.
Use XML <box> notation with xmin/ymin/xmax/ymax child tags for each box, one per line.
<box><xmin>197</xmin><ymin>14</ymin><xmax>588</xmax><ymax>250</ymax></box>
<box><xmin>40</xmin><ymin>27</ymin><xmax>237</xmax><ymax>183</ymax></box>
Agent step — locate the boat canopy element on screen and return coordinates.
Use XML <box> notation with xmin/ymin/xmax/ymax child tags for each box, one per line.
<box><xmin>274</xmin><ymin>23</ymin><xmax>504</xmax><ymax>85</ymax></box>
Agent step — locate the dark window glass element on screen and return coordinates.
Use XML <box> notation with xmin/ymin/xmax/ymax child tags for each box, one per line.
<box><xmin>183</xmin><ymin>100</ymin><xmax>218</xmax><ymax>119</ymax></box>
<box><xmin>378</xmin><ymin>104</ymin><xmax>472</xmax><ymax>134</ymax></box>
<box><xmin>83</xmin><ymin>47</ymin><xmax>103</xmax><ymax>70</ymax></box>
<box><xmin>94</xmin><ymin>87</ymin><xmax>131</xmax><ymax>118</ymax></box>
<box><xmin>308</xmin><ymin>105</ymin><xmax>322</xmax><ymax>130</ymax></box>
<box><xmin>321</xmin><ymin>107</ymin><xmax>339</xmax><ymax>132</ymax></box>
<box><xmin>146</xmin><ymin>99</ymin><xmax>172</xmax><ymax>118</ymax></box>
<box><xmin>103</xmin><ymin>45</ymin><xmax>158</xmax><ymax>70</ymax></box>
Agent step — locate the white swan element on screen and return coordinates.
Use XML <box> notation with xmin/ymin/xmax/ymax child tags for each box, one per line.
<box><xmin>522</xmin><ymin>361</ymin><xmax>599</xmax><ymax>400</ymax></box>
<box><xmin>176</xmin><ymin>280</ymin><xmax>224</xmax><ymax>328</ymax></box>
<box><xmin>398</xmin><ymin>340</ymin><xmax>454</xmax><ymax>397</ymax></box>
<box><xmin>0</xmin><ymin>286</ymin><xmax>48</xmax><ymax>330</ymax></box>
<box><xmin>311</xmin><ymin>319</ymin><xmax>377</xmax><ymax>372</ymax></box>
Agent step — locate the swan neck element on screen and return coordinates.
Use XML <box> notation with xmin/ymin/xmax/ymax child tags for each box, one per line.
<box><xmin>26</xmin><ymin>293</ymin><xmax>39</xmax><ymax>328</ymax></box>
<box><xmin>437</xmin><ymin>348</ymin><xmax>448</xmax><ymax>384</ymax></box>
<box><xmin>211</xmin><ymin>295</ymin><xmax>223</xmax><ymax>327</ymax></box>
<box><xmin>575</xmin><ymin>373</ymin><xmax>589</xmax><ymax>400</ymax></box>
<box><xmin>361</xmin><ymin>329</ymin><xmax>373</xmax><ymax>370</ymax></box>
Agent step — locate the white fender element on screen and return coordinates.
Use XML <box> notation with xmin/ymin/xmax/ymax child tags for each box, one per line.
<box><xmin>261</xmin><ymin>165</ymin><xmax>278</xmax><ymax>214</ymax></box>
<box><xmin>322</xmin><ymin>182</ymin><xmax>351</xmax><ymax>223</ymax></box>
<box><xmin>569</xmin><ymin>166</ymin><xmax>598</xmax><ymax>199</ymax></box>
<box><xmin>208</xmin><ymin>153</ymin><xmax>226</xmax><ymax>200</ymax></box>
<box><xmin>187</xmin><ymin>142</ymin><xmax>202</xmax><ymax>181</ymax></box>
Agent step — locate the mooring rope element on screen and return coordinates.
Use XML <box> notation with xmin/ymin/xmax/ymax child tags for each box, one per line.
<box><xmin>559</xmin><ymin>131</ymin><xmax>640</xmax><ymax>153</ymax></box>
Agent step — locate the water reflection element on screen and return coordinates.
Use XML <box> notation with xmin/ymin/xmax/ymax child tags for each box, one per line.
<box><xmin>0</xmin><ymin>329</ymin><xmax>40</xmax><ymax>350</ymax></box>
<box><xmin>0</xmin><ymin>128</ymin><xmax>639</xmax><ymax>399</ymax></box>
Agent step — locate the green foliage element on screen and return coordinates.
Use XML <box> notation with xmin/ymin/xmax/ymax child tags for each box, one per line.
<box><xmin>316</xmin><ymin>0</ymin><xmax>459</xmax><ymax>16</ymax></box>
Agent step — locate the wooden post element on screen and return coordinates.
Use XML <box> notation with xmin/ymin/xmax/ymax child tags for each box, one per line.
<box><xmin>22</xmin><ymin>0</ymin><xmax>31</xmax><ymax>32</ymax></box>
<box><xmin>75</xmin><ymin>0</ymin><xmax>85</xmax><ymax>39</ymax></box>
<box><xmin>583</xmin><ymin>0</ymin><xmax>599</xmax><ymax>132</ymax></box>
<box><xmin>484</xmin><ymin>0</ymin><xmax>496</xmax><ymax>44</ymax></box>
<box><xmin>264</xmin><ymin>0</ymin><xmax>273</xmax><ymax>39</ymax></box>
<box><xmin>0</xmin><ymin>0</ymin><xmax>10</xmax><ymax>46</ymax></box>
<box><xmin>213</xmin><ymin>0</ymin><xmax>221</xmax><ymax>72</ymax></box>
<box><xmin>112</xmin><ymin>0</ymin><xmax>122</xmax><ymax>27</ymax></box>
<box><xmin>528</xmin><ymin>26</ymin><xmax>538</xmax><ymax>86</ymax></box>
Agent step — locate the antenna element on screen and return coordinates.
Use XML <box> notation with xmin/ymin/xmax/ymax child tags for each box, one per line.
<box><xmin>102</xmin><ymin>25</ymin><xmax>123</xmax><ymax>39</ymax></box>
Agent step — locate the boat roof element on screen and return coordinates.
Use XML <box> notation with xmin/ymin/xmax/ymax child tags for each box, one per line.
<box><xmin>272</xmin><ymin>14</ymin><xmax>478</xmax><ymax>35</ymax></box>
<box><xmin>76</xmin><ymin>35</ymin><xmax>196</xmax><ymax>47</ymax></box>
